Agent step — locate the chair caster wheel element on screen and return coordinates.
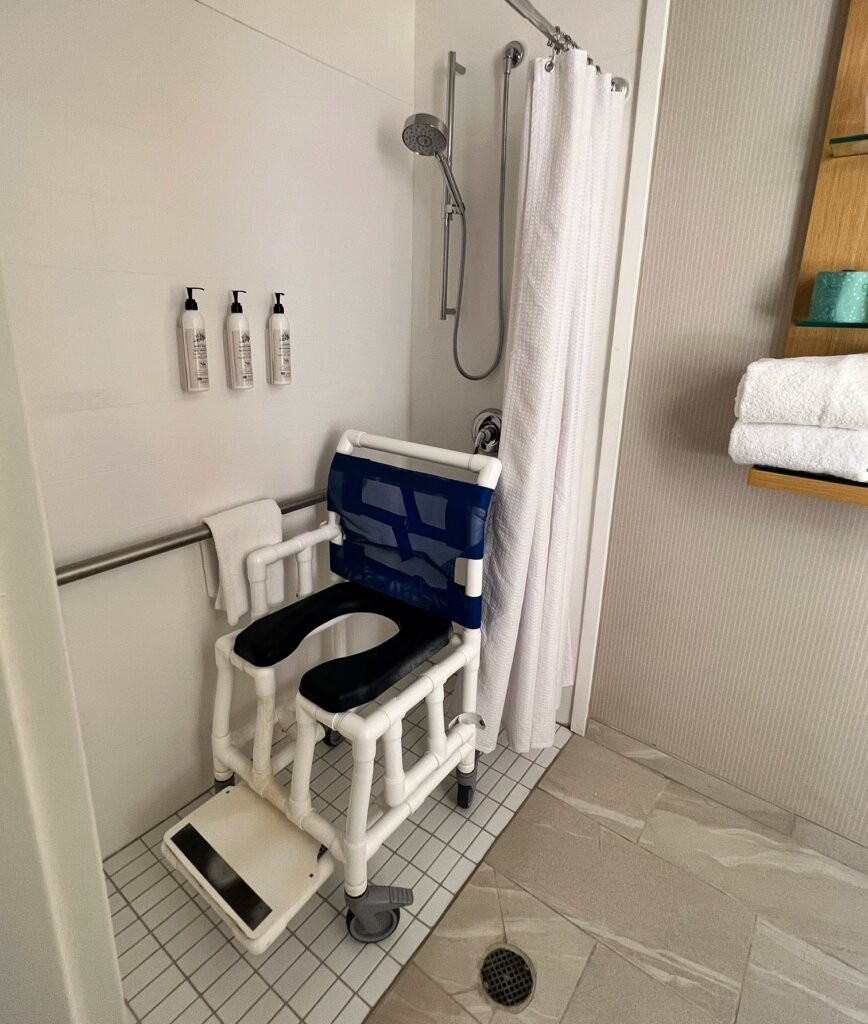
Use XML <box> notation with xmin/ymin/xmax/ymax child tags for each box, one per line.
<box><xmin>214</xmin><ymin>775</ymin><xmax>234</xmax><ymax>794</ymax></box>
<box><xmin>346</xmin><ymin>907</ymin><xmax>401</xmax><ymax>943</ymax></box>
<box><xmin>457</xmin><ymin>783</ymin><xmax>474</xmax><ymax>809</ymax></box>
<box><xmin>323</xmin><ymin>728</ymin><xmax>343</xmax><ymax>748</ymax></box>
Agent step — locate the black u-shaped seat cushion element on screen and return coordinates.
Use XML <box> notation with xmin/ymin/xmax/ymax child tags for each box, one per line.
<box><xmin>233</xmin><ymin>582</ymin><xmax>453</xmax><ymax>713</ymax></box>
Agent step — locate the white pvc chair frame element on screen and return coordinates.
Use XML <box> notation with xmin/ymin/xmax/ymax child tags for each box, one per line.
<box><xmin>210</xmin><ymin>430</ymin><xmax>501</xmax><ymax>899</ymax></box>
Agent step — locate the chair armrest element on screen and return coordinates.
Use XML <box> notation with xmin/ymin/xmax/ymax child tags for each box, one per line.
<box><xmin>246</xmin><ymin>521</ymin><xmax>341</xmax><ymax>616</ymax></box>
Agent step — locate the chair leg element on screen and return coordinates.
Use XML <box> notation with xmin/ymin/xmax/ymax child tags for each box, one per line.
<box><xmin>458</xmin><ymin>657</ymin><xmax>479</xmax><ymax>777</ymax></box>
<box><xmin>212</xmin><ymin>642</ymin><xmax>235</xmax><ymax>790</ymax></box>
<box><xmin>251</xmin><ymin>669</ymin><xmax>276</xmax><ymax>789</ymax></box>
<box><xmin>343</xmin><ymin>733</ymin><xmax>412</xmax><ymax>942</ymax></box>
<box><xmin>289</xmin><ymin>699</ymin><xmax>317</xmax><ymax>820</ymax></box>
<box><xmin>456</xmin><ymin>640</ymin><xmax>481</xmax><ymax>808</ymax></box>
<box><xmin>343</xmin><ymin>737</ymin><xmax>375</xmax><ymax>898</ymax></box>
<box><xmin>425</xmin><ymin>685</ymin><xmax>447</xmax><ymax>759</ymax></box>
<box><xmin>382</xmin><ymin>720</ymin><xmax>404</xmax><ymax>806</ymax></box>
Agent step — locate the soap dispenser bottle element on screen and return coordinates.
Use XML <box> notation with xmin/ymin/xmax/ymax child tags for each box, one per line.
<box><xmin>225</xmin><ymin>290</ymin><xmax>253</xmax><ymax>389</ymax></box>
<box><xmin>267</xmin><ymin>292</ymin><xmax>292</xmax><ymax>385</ymax></box>
<box><xmin>178</xmin><ymin>286</ymin><xmax>210</xmax><ymax>393</ymax></box>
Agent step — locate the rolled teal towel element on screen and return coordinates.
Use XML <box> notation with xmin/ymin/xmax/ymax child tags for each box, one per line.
<box><xmin>808</xmin><ymin>271</ymin><xmax>868</xmax><ymax>324</ymax></box>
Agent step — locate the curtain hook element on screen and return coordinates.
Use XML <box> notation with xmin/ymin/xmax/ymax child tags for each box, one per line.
<box><xmin>545</xmin><ymin>38</ymin><xmax>556</xmax><ymax>72</ymax></box>
<box><xmin>546</xmin><ymin>25</ymin><xmax>567</xmax><ymax>72</ymax></box>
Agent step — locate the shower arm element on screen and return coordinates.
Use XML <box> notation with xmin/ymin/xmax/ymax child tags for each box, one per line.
<box><xmin>440</xmin><ymin>51</ymin><xmax>465</xmax><ymax>320</ymax></box>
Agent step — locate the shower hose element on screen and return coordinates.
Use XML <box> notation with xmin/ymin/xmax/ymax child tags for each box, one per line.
<box><xmin>451</xmin><ymin>56</ymin><xmax>514</xmax><ymax>381</ymax></box>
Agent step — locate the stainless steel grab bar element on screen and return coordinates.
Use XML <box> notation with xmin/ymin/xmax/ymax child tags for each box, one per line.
<box><xmin>55</xmin><ymin>488</ymin><xmax>327</xmax><ymax>586</ymax></box>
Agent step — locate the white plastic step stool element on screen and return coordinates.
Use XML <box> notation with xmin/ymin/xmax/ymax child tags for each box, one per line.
<box><xmin>162</xmin><ymin>784</ymin><xmax>334</xmax><ymax>954</ymax></box>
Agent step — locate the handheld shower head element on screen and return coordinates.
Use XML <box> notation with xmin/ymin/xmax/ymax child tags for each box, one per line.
<box><xmin>402</xmin><ymin>113</ymin><xmax>465</xmax><ymax>213</ymax></box>
<box><xmin>401</xmin><ymin>113</ymin><xmax>448</xmax><ymax>156</ymax></box>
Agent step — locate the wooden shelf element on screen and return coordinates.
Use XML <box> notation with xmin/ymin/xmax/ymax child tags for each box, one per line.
<box><xmin>791</xmin><ymin>0</ymin><xmax>868</xmax><ymax>322</ymax></box>
<box><xmin>744</xmin><ymin>1</ymin><xmax>868</xmax><ymax>508</ymax></box>
<box><xmin>748</xmin><ymin>466</ymin><xmax>868</xmax><ymax>507</ymax></box>
<box><xmin>785</xmin><ymin>322</ymin><xmax>868</xmax><ymax>357</ymax></box>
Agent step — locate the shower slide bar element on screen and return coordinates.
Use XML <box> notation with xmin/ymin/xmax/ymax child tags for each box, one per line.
<box><xmin>54</xmin><ymin>488</ymin><xmax>327</xmax><ymax>586</ymax></box>
<box><xmin>503</xmin><ymin>0</ymin><xmax>629</xmax><ymax>90</ymax></box>
<box><xmin>440</xmin><ymin>50</ymin><xmax>465</xmax><ymax>321</ymax></box>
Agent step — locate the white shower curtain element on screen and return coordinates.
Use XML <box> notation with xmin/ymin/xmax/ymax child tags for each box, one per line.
<box><xmin>477</xmin><ymin>50</ymin><xmax>625</xmax><ymax>753</ymax></box>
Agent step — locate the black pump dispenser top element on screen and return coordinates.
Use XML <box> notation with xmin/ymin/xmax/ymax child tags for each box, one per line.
<box><xmin>230</xmin><ymin>289</ymin><xmax>247</xmax><ymax>313</ymax></box>
<box><xmin>185</xmin><ymin>286</ymin><xmax>204</xmax><ymax>310</ymax></box>
<box><xmin>273</xmin><ymin>292</ymin><xmax>285</xmax><ymax>314</ymax></box>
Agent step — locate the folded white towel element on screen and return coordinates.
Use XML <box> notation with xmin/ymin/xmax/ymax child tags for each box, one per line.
<box><xmin>729</xmin><ymin>422</ymin><xmax>868</xmax><ymax>483</ymax></box>
<box><xmin>734</xmin><ymin>354</ymin><xmax>868</xmax><ymax>430</ymax></box>
<box><xmin>201</xmin><ymin>499</ymin><xmax>284</xmax><ymax>625</ymax></box>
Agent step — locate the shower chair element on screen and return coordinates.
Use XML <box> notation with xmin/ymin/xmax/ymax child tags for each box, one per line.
<box><xmin>162</xmin><ymin>430</ymin><xmax>501</xmax><ymax>953</ymax></box>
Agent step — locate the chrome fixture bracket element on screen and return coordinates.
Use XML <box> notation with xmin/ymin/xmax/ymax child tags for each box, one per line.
<box><xmin>504</xmin><ymin>40</ymin><xmax>525</xmax><ymax>70</ymax></box>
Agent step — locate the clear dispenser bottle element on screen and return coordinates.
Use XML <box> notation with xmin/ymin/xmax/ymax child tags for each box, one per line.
<box><xmin>267</xmin><ymin>292</ymin><xmax>292</xmax><ymax>385</ymax></box>
<box><xmin>224</xmin><ymin>290</ymin><xmax>253</xmax><ymax>389</ymax></box>
<box><xmin>178</xmin><ymin>286</ymin><xmax>210</xmax><ymax>392</ymax></box>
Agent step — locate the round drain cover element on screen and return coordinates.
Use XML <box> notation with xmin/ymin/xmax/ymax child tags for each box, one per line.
<box><xmin>480</xmin><ymin>946</ymin><xmax>534</xmax><ymax>1008</ymax></box>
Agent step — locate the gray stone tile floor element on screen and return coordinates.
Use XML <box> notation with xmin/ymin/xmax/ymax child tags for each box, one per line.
<box><xmin>105</xmin><ymin>685</ymin><xmax>568</xmax><ymax>1024</ymax></box>
<box><xmin>370</xmin><ymin>732</ymin><xmax>868</xmax><ymax>1024</ymax></box>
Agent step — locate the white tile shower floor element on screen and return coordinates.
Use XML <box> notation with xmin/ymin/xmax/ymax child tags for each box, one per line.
<box><xmin>106</xmin><ymin>681</ymin><xmax>569</xmax><ymax>1024</ymax></box>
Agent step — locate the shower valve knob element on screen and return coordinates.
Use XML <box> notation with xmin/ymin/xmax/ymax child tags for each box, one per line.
<box><xmin>472</xmin><ymin>409</ymin><xmax>502</xmax><ymax>455</ymax></box>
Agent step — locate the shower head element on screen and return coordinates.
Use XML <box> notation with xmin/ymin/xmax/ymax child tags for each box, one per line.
<box><xmin>401</xmin><ymin>113</ymin><xmax>466</xmax><ymax>213</ymax></box>
<box><xmin>401</xmin><ymin>113</ymin><xmax>448</xmax><ymax>156</ymax></box>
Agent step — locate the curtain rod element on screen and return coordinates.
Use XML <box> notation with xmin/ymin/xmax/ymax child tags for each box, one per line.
<box><xmin>503</xmin><ymin>0</ymin><xmax>576</xmax><ymax>53</ymax></box>
<box><xmin>55</xmin><ymin>488</ymin><xmax>327</xmax><ymax>586</ymax></box>
<box><xmin>502</xmin><ymin>0</ymin><xmax>629</xmax><ymax>91</ymax></box>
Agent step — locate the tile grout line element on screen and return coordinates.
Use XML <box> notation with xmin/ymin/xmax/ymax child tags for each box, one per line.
<box><xmin>539</xmin><ymin>737</ymin><xmax>839</xmax><ymax>932</ymax></box>
<box><xmin>732</xmin><ymin>913</ymin><xmax>760</xmax><ymax>1024</ymax></box>
<box><xmin>476</xmin><ymin>856</ymin><xmax>732</xmax><ymax>1024</ymax></box>
<box><xmin>634</xmin><ymin>777</ymin><xmax>673</xmax><ymax>847</ymax></box>
<box><xmin>587</xmin><ymin>719</ymin><xmax>805</xmax><ymax>838</ymax></box>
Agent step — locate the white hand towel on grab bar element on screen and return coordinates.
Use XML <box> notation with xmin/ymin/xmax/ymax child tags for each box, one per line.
<box><xmin>734</xmin><ymin>354</ymin><xmax>868</xmax><ymax>430</ymax></box>
<box><xmin>201</xmin><ymin>499</ymin><xmax>285</xmax><ymax>625</ymax></box>
<box><xmin>729</xmin><ymin>422</ymin><xmax>868</xmax><ymax>482</ymax></box>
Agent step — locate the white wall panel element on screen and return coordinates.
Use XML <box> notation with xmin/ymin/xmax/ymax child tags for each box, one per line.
<box><xmin>0</xmin><ymin>0</ymin><xmax>415</xmax><ymax>853</ymax></box>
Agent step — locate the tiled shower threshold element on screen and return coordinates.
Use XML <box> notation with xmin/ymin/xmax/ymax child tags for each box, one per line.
<box><xmin>105</xmin><ymin>681</ymin><xmax>569</xmax><ymax>1024</ymax></box>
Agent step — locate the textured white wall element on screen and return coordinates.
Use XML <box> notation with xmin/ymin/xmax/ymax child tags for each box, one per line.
<box><xmin>409</xmin><ymin>0</ymin><xmax>645</xmax><ymax>453</ymax></box>
<box><xmin>0</xmin><ymin>0</ymin><xmax>415</xmax><ymax>854</ymax></box>
<box><xmin>592</xmin><ymin>0</ymin><xmax>868</xmax><ymax>845</ymax></box>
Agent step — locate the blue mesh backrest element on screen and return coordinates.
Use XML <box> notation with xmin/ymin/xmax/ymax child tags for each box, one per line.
<box><xmin>327</xmin><ymin>452</ymin><xmax>494</xmax><ymax>628</ymax></box>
